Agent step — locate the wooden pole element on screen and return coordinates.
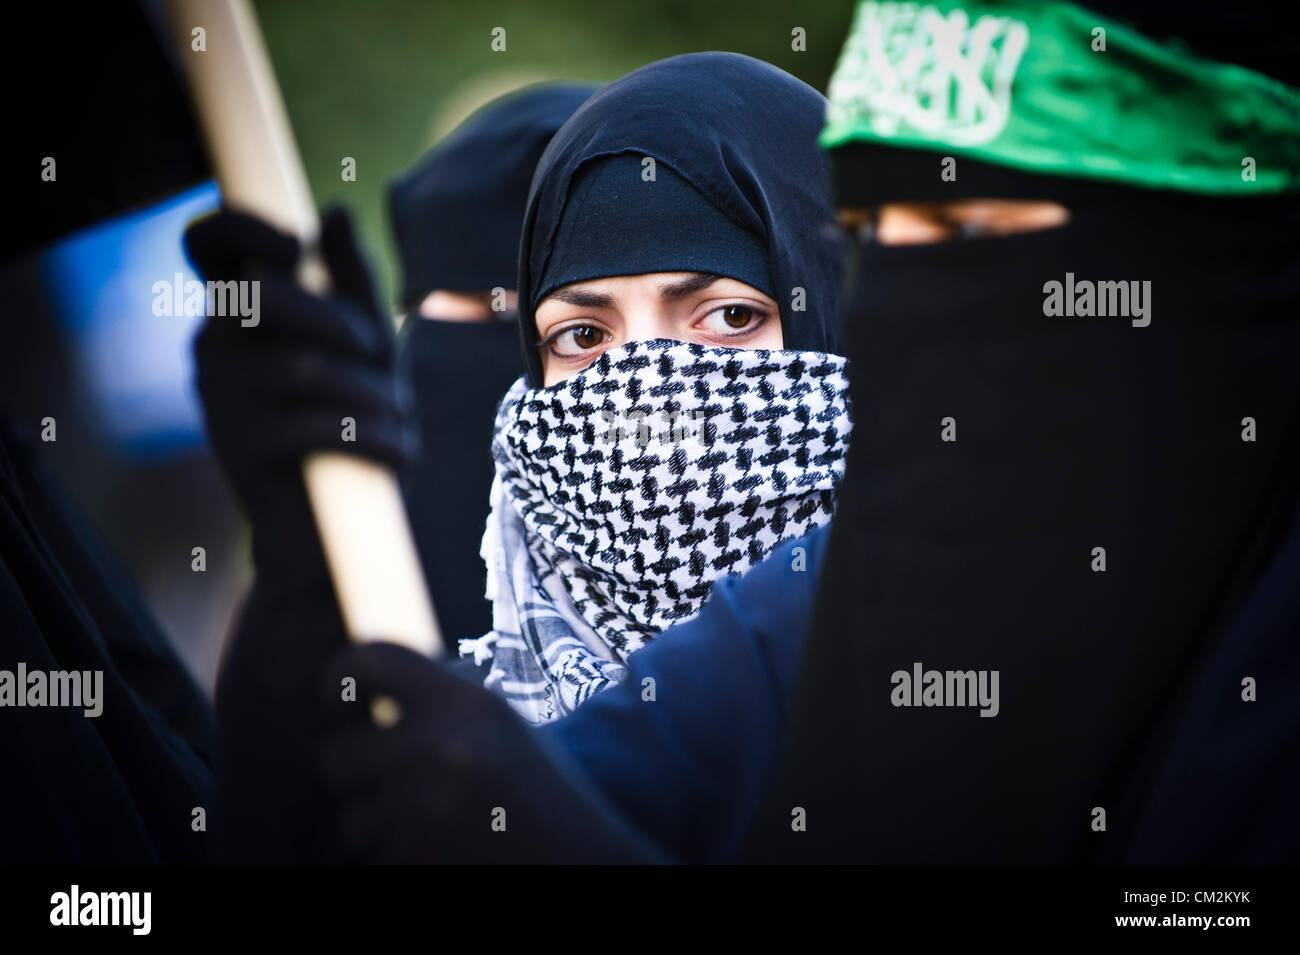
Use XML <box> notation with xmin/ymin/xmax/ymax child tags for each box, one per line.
<box><xmin>163</xmin><ymin>0</ymin><xmax>443</xmax><ymax>678</ymax></box>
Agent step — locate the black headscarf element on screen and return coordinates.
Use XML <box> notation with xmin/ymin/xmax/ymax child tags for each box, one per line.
<box><xmin>388</xmin><ymin>83</ymin><xmax>597</xmax><ymax>307</ymax></box>
<box><xmin>516</xmin><ymin>52</ymin><xmax>843</xmax><ymax>387</ymax></box>
<box><xmin>391</xmin><ymin>85</ymin><xmax>595</xmax><ymax>646</ymax></box>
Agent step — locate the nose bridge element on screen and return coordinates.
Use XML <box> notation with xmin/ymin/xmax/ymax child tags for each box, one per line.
<box><xmin>619</xmin><ymin>290</ymin><xmax>676</xmax><ymax>345</ymax></box>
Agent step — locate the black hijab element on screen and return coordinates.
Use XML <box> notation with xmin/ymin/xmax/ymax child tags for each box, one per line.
<box><xmin>516</xmin><ymin>53</ymin><xmax>843</xmax><ymax>387</ymax></box>
<box><xmin>389</xmin><ymin>83</ymin><xmax>597</xmax><ymax>307</ymax></box>
<box><xmin>391</xmin><ymin>84</ymin><xmax>595</xmax><ymax>646</ymax></box>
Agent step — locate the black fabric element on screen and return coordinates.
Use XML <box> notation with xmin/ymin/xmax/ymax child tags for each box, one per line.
<box><xmin>315</xmin><ymin>642</ymin><xmax>665</xmax><ymax>863</ymax></box>
<box><xmin>5</xmin><ymin>1</ymin><xmax>208</xmax><ymax>265</ymax></box>
<box><xmin>535</xmin><ymin>154</ymin><xmax>774</xmax><ymax>308</ymax></box>
<box><xmin>184</xmin><ymin>207</ymin><xmax>416</xmax><ymax>860</ymax></box>
<box><xmin>828</xmin><ymin>142</ymin><xmax>1238</xmax><ymax>209</ymax></box>
<box><xmin>517</xmin><ymin>52</ymin><xmax>843</xmax><ymax>387</ymax></box>
<box><xmin>746</xmin><ymin>178</ymin><xmax>1300</xmax><ymax>862</ymax></box>
<box><xmin>1085</xmin><ymin>0</ymin><xmax>1300</xmax><ymax>88</ymax></box>
<box><xmin>0</xmin><ymin>421</ymin><xmax>214</xmax><ymax>863</ymax></box>
<box><xmin>1110</xmin><ymin>490</ymin><xmax>1300</xmax><ymax>863</ymax></box>
<box><xmin>399</xmin><ymin>317</ymin><xmax>523</xmax><ymax>645</ymax></box>
<box><xmin>388</xmin><ymin>83</ymin><xmax>596</xmax><ymax>306</ymax></box>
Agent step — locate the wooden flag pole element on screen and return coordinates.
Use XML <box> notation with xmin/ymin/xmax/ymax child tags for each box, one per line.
<box><xmin>163</xmin><ymin>0</ymin><xmax>443</xmax><ymax>676</ymax></box>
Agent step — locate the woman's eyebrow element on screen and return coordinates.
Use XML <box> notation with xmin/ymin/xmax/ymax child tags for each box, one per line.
<box><xmin>548</xmin><ymin>287</ymin><xmax>617</xmax><ymax>308</ymax></box>
<box><xmin>657</xmin><ymin>273</ymin><xmax>720</xmax><ymax>299</ymax></box>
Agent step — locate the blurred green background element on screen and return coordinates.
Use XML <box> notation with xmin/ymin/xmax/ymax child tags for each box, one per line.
<box><xmin>254</xmin><ymin>0</ymin><xmax>854</xmax><ymax>304</ymax></box>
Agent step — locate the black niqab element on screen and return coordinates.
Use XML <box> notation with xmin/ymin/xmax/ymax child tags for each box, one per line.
<box><xmin>747</xmin><ymin>171</ymin><xmax>1300</xmax><ymax>862</ymax></box>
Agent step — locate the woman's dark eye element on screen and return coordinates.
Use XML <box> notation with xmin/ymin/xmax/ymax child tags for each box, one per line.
<box><xmin>547</xmin><ymin>324</ymin><xmax>606</xmax><ymax>357</ymax></box>
<box><xmin>722</xmin><ymin>305</ymin><xmax>754</xmax><ymax>328</ymax></box>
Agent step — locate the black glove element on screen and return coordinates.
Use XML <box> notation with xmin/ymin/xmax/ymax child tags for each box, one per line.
<box><xmin>183</xmin><ymin>206</ymin><xmax>414</xmax><ymax>861</ymax></box>
<box><xmin>184</xmin><ymin>206</ymin><xmax>416</xmax><ymax>588</ymax></box>
<box><xmin>318</xmin><ymin>643</ymin><xmax>668</xmax><ymax>864</ymax></box>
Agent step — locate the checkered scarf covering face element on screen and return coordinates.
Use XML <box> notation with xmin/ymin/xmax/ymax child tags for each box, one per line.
<box><xmin>460</xmin><ymin>338</ymin><xmax>852</xmax><ymax>723</ymax></box>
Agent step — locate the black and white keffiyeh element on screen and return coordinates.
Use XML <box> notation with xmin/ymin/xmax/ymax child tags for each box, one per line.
<box><xmin>460</xmin><ymin>338</ymin><xmax>852</xmax><ymax>723</ymax></box>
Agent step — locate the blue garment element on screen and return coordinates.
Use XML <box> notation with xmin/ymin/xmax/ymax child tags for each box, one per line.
<box><xmin>541</xmin><ymin>524</ymin><xmax>829</xmax><ymax>863</ymax></box>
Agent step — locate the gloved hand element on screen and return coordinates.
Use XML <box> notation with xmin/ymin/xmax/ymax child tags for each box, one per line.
<box><xmin>184</xmin><ymin>206</ymin><xmax>416</xmax><ymax>586</ymax></box>
<box><xmin>318</xmin><ymin>642</ymin><xmax>667</xmax><ymax>864</ymax></box>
